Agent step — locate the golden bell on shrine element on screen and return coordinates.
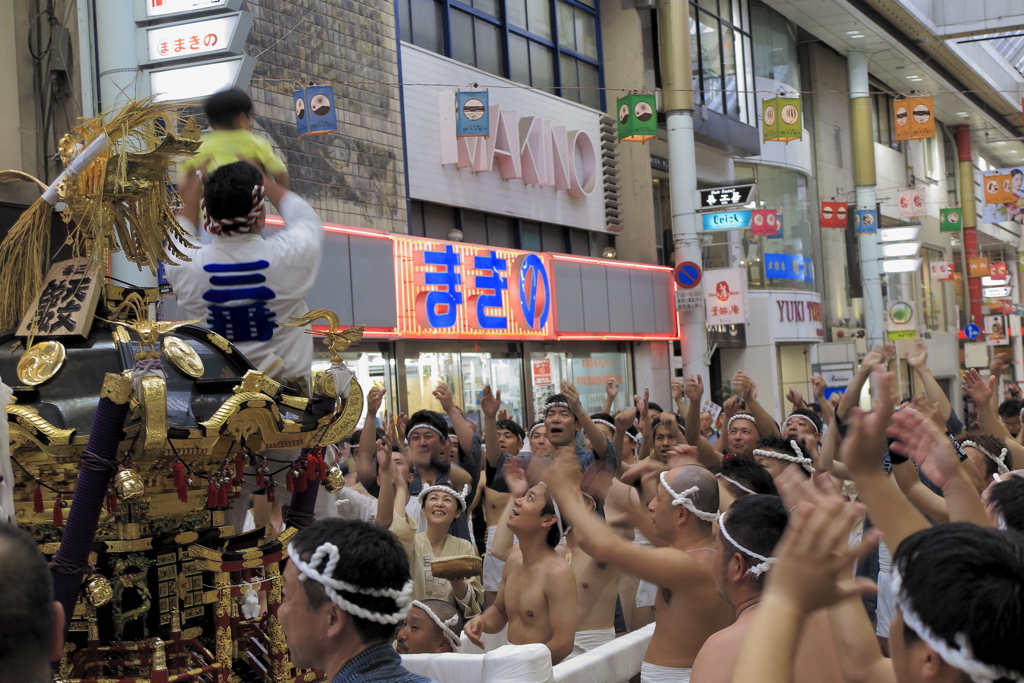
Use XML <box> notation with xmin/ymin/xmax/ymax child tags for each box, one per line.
<box><xmin>113</xmin><ymin>467</ymin><xmax>145</xmax><ymax>501</ymax></box>
<box><xmin>321</xmin><ymin>464</ymin><xmax>346</xmax><ymax>493</ymax></box>
<box><xmin>83</xmin><ymin>573</ymin><xmax>113</xmax><ymax>607</ymax></box>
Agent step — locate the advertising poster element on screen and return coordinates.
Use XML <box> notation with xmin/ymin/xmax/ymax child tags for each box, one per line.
<box><xmin>984</xmin><ymin>315</ymin><xmax>1008</xmax><ymax>346</ymax></box>
<box><xmin>981</xmin><ymin>167</ymin><xmax>1024</xmax><ymax>223</ymax></box>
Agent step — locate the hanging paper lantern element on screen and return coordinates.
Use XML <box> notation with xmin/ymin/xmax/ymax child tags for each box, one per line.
<box><xmin>456</xmin><ymin>91</ymin><xmax>490</xmax><ymax>138</ymax></box>
<box><xmin>293</xmin><ymin>85</ymin><xmax>339</xmax><ymax>137</ymax></box>
<box><xmin>762</xmin><ymin>95</ymin><xmax>802</xmax><ymax>143</ymax></box>
<box><xmin>894</xmin><ymin>95</ymin><xmax>934</xmax><ymax>141</ymax></box>
<box><xmin>616</xmin><ymin>94</ymin><xmax>657</xmax><ymax>143</ymax></box>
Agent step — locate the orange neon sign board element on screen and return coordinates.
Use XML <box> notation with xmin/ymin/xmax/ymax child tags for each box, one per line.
<box><xmin>392</xmin><ymin>237</ymin><xmax>556</xmax><ymax>340</ymax></box>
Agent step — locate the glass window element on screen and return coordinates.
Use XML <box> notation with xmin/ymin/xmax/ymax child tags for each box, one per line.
<box><xmin>405</xmin><ymin>349</ymin><xmax>525</xmax><ymax>427</ymax></box>
<box><xmin>319</xmin><ymin>346</ymin><xmax>394</xmax><ymax>429</ymax></box>
<box><xmin>750</xmin><ymin>4</ymin><xmax>799</xmax><ymax>90</ymax></box>
<box><xmin>570</xmin><ymin>228</ymin><xmax>590</xmax><ymax>255</ymax></box>
<box><xmin>511</xmin><ymin>35</ymin><xmax>555</xmax><ymax>92</ymax></box>
<box><xmin>542</xmin><ymin>223</ymin><xmax>565</xmax><ymax>252</ymax></box>
<box><xmin>402</xmin><ymin>0</ymin><xmax>444</xmax><ymax>54</ymax></box>
<box><xmin>487</xmin><ymin>215</ymin><xmax>514</xmax><ymax>247</ymax></box>
<box><xmin>520</xmin><ymin>220</ymin><xmax>542</xmax><ymax>251</ymax></box>
<box><xmin>560</xmin><ymin>56</ymin><xmax>599</xmax><ymax>108</ymax></box>
<box><xmin>689</xmin><ymin>0</ymin><xmax>753</xmax><ymax>124</ymax></box>
<box><xmin>451</xmin><ymin>11</ymin><xmax>505</xmax><ymax>75</ymax></box>
<box><xmin>409</xmin><ymin>200</ymin><xmax>425</xmax><ymax>236</ymax></box>
<box><xmin>920</xmin><ymin>247</ymin><xmax>949</xmax><ymax>332</ymax></box>
<box><xmin>462</xmin><ymin>209</ymin><xmax>488</xmax><ymax>244</ymax></box>
<box><xmin>529</xmin><ymin>349</ymin><xmax>632</xmax><ymax>422</ymax></box>
<box><xmin>528</xmin><ymin>0</ymin><xmax>553</xmax><ymax>39</ymax></box>
<box><xmin>468</xmin><ymin>0</ymin><xmax>500</xmax><ymax>18</ymax></box>
<box><xmin>424</xmin><ymin>203</ymin><xmax>456</xmax><ymax>240</ymax></box>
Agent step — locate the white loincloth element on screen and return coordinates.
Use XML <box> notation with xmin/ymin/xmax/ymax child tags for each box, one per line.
<box><xmin>566</xmin><ymin>627</ymin><xmax>616</xmax><ymax>660</ymax></box>
<box><xmin>641</xmin><ymin>662</ymin><xmax>691</xmax><ymax>683</ymax></box>
<box><xmin>875</xmin><ymin>541</ymin><xmax>895</xmax><ymax>638</ymax></box>
<box><xmin>633</xmin><ymin>529</ymin><xmax>657</xmax><ymax>608</ymax></box>
<box><xmin>483</xmin><ymin>525</ymin><xmax>506</xmax><ymax>592</ymax></box>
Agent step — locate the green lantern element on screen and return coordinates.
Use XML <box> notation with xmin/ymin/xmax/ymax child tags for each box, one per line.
<box><xmin>617</xmin><ymin>94</ymin><xmax>657</xmax><ymax>143</ymax></box>
<box><xmin>940</xmin><ymin>207</ymin><xmax>963</xmax><ymax>232</ymax></box>
<box><xmin>762</xmin><ymin>95</ymin><xmax>802</xmax><ymax>143</ymax></box>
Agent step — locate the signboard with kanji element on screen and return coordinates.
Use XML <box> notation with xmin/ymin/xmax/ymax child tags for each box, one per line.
<box><xmin>704</xmin><ymin>267</ymin><xmax>749</xmax><ymax>326</ymax></box>
<box><xmin>17</xmin><ymin>258</ymin><xmax>102</xmax><ymax>339</ymax></box>
<box><xmin>142</xmin><ymin>12</ymin><xmax>251</xmax><ymax>64</ymax></box>
<box><xmin>138</xmin><ymin>0</ymin><xmax>238</xmax><ymax>20</ymax></box>
<box><xmin>697</xmin><ymin>184</ymin><xmax>757</xmax><ymax>211</ymax></box>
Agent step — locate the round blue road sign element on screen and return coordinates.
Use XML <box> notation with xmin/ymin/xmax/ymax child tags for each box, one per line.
<box><xmin>675</xmin><ymin>261</ymin><xmax>702</xmax><ymax>289</ymax></box>
<box><xmin>964</xmin><ymin>324</ymin><xmax>981</xmax><ymax>340</ymax></box>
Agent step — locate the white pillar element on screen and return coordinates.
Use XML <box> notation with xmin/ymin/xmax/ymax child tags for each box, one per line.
<box><xmin>667</xmin><ymin>110</ymin><xmax>711</xmax><ymax>383</ymax></box>
<box><xmin>848</xmin><ymin>53</ymin><xmax>884</xmax><ymax>348</ymax></box>
<box><xmin>95</xmin><ymin>0</ymin><xmax>157</xmax><ymax>288</ymax></box>
<box><xmin>1014</xmin><ymin>253</ymin><xmax>1024</xmax><ymax>382</ymax></box>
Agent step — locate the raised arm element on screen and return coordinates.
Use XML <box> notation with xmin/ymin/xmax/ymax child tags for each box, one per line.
<box><xmin>490</xmin><ymin>461</ymin><xmax>528</xmax><ymax>562</ymax></box>
<box><xmin>810</xmin><ymin>376</ymin><xmax>834</xmax><ymax>427</ymax></box>
<box><xmin>684</xmin><ymin>375</ymin><xmax>725</xmax><ymax>466</ymax></box>
<box><xmin>786</xmin><ymin>387</ymin><xmax>806</xmax><ymax>412</ymax></box>
<box><xmin>434</xmin><ymin>382</ymin><xmax>474</xmax><ymax>461</ymax></box>
<box><xmin>733</xmin><ymin>372</ymin><xmax>781</xmax><ymax>438</ymax></box>
<box><xmin>816</xmin><ymin>411</ymin><xmax>851</xmax><ymax>480</ymax></box>
<box><xmin>613</xmin><ymin>408</ymin><xmax>637</xmax><ymax>474</ymax></box>
<box><xmin>890</xmin><ymin>460</ymin><xmax>948</xmax><ymax>524</ymax></box>
<box><xmin>672</xmin><ymin>379</ymin><xmax>687</xmax><ymax>418</ymax></box>
<box><xmin>373</xmin><ymin>437</ymin><xmax>395</xmax><ymax>529</ymax></box>
<box><xmin>905</xmin><ymin>340</ymin><xmax>952</xmax><ymax>425</ymax></box>
<box><xmin>841</xmin><ymin>368</ymin><xmax>930</xmax><ymax>551</ymax></box>
<box><xmin>563</xmin><ymin>381</ymin><xmax>609</xmax><ymax>462</ymax></box>
<box><xmin>602</xmin><ymin>378</ymin><xmax>619</xmax><ymax>414</ymax></box>
<box><xmin>480</xmin><ymin>384</ymin><xmax>503</xmax><ymax>469</ymax></box>
<box><xmin>356</xmin><ymin>387</ymin><xmax>385</xmax><ymax>491</ymax></box>
<box><xmin>837</xmin><ymin>344</ymin><xmax>892</xmax><ymax>422</ymax></box>
<box><xmin>176</xmin><ymin>167</ymin><xmax>203</xmax><ymax>230</ymax></box>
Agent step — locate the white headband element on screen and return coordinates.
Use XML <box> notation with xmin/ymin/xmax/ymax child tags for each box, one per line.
<box><xmin>405</xmin><ymin>423</ymin><xmax>446</xmax><ymax>445</ymax></box>
<box><xmin>418</xmin><ymin>483</ymin><xmax>472</xmax><ymax>511</ymax></box>
<box><xmin>592</xmin><ymin>418</ymin><xmax>616</xmax><ymax>431</ymax></box>
<box><xmin>753</xmin><ymin>440</ymin><xmax>815</xmax><ymax>474</ymax></box>
<box><xmin>529</xmin><ymin>423</ymin><xmax>545</xmax><ymax>438</ymax></box>
<box><xmin>727</xmin><ymin>414</ymin><xmax>757</xmax><ymax>431</ymax></box>
<box><xmin>288</xmin><ymin>542</ymin><xmax>413</xmax><ymax>624</ymax></box>
<box><xmin>786</xmin><ymin>413</ymin><xmax>820</xmax><ymax>434</ymax></box>
<box><xmin>718</xmin><ymin>513</ymin><xmax>775</xmax><ymax>577</ymax></box>
<box><xmin>658</xmin><ymin>471</ymin><xmax>721</xmax><ymax>522</ymax></box>
<box><xmin>892</xmin><ymin>567</ymin><xmax>1023</xmax><ymax>683</ymax></box>
<box><xmin>960</xmin><ymin>441</ymin><xmax>1011</xmax><ymax>476</ymax></box>
<box><xmin>410</xmin><ymin>600</ymin><xmax>461</xmax><ymax>650</ymax></box>
<box><xmin>626</xmin><ymin>431</ymin><xmax>639</xmax><ymax>443</ymax></box>
<box><xmin>716</xmin><ymin>473</ymin><xmax>757</xmax><ymax>496</ymax></box>
<box><xmin>536</xmin><ymin>482</ymin><xmax>570</xmax><ymax>539</ymax></box>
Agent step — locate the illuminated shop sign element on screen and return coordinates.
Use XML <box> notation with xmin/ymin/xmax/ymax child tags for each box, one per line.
<box><xmin>394</xmin><ymin>238</ymin><xmax>555</xmax><ymax>339</ymax></box>
<box><xmin>702</xmin><ymin>210</ymin><xmax>752</xmax><ymax>231</ymax></box>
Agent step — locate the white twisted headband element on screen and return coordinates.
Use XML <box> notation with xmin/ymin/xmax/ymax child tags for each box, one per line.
<box><xmin>545</xmin><ymin>401</ymin><xmax>571</xmax><ymax>412</ymax></box>
<box><xmin>786</xmin><ymin>413</ymin><xmax>820</xmax><ymax>434</ymax></box>
<box><xmin>202</xmin><ymin>183</ymin><xmax>266</xmax><ymax>235</ymax></box>
<box><xmin>418</xmin><ymin>483</ymin><xmax>471</xmax><ymax>511</ymax></box>
<box><xmin>405</xmin><ymin>423</ymin><xmax>446</xmax><ymax>445</ymax></box>
<box><xmin>288</xmin><ymin>542</ymin><xmax>413</xmax><ymax>624</ymax></box>
<box><xmin>960</xmin><ymin>441</ymin><xmax>1011</xmax><ymax>476</ymax></box>
<box><xmin>529</xmin><ymin>423</ymin><xmax>546</xmax><ymax>438</ymax></box>
<box><xmin>716</xmin><ymin>473</ymin><xmax>757</xmax><ymax>496</ymax></box>
<box><xmin>892</xmin><ymin>567</ymin><xmax>1023</xmax><ymax>683</ymax></box>
<box><xmin>727</xmin><ymin>414</ymin><xmax>757</xmax><ymax>431</ymax></box>
<box><xmin>410</xmin><ymin>600</ymin><xmax>461</xmax><ymax>650</ymax></box>
<box><xmin>658</xmin><ymin>471</ymin><xmax>721</xmax><ymax>522</ymax></box>
<box><xmin>718</xmin><ymin>512</ymin><xmax>775</xmax><ymax>577</ymax></box>
<box><xmin>536</xmin><ymin>482</ymin><xmax>570</xmax><ymax>539</ymax></box>
<box><xmin>592</xmin><ymin>418</ymin><xmax>616</xmax><ymax>432</ymax></box>
<box><xmin>753</xmin><ymin>440</ymin><xmax>815</xmax><ymax>474</ymax></box>
<box><xmin>626</xmin><ymin>430</ymin><xmax>639</xmax><ymax>444</ymax></box>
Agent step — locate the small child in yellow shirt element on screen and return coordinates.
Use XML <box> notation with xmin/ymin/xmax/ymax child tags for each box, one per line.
<box><xmin>181</xmin><ymin>88</ymin><xmax>289</xmax><ymax>188</ymax></box>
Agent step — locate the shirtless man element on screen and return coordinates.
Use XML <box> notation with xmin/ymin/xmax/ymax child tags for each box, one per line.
<box><xmin>543</xmin><ymin>383</ymin><xmax>615</xmax><ymax>478</ymax></box>
<box><xmin>463</xmin><ymin>481</ymin><xmax>577</xmax><ymax>664</ymax></box>
<box><xmin>480</xmin><ymin>385</ymin><xmax>527</xmax><ymax>606</ymax></box>
<box><xmin>684</xmin><ymin>375</ymin><xmax>771</xmax><ymax>465</ymax></box>
<box><xmin>492</xmin><ymin>462</ymin><xmax>627</xmax><ymax>659</ymax></box>
<box><xmin>544</xmin><ymin>460</ymin><xmax>733</xmax><ymax>682</ymax></box>
<box><xmin>689</xmin><ymin>494</ymin><xmax>844</xmax><ymax>683</ymax></box>
<box><xmin>622</xmin><ymin>412</ymin><xmax>686</xmax><ymax>505</ymax></box>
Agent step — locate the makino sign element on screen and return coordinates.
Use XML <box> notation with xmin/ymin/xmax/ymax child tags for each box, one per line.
<box><xmin>394</xmin><ymin>237</ymin><xmax>555</xmax><ymax>339</ymax></box>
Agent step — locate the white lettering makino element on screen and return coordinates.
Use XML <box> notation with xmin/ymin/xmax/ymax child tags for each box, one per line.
<box><xmin>402</xmin><ymin>43</ymin><xmax>606</xmax><ymax>231</ymax></box>
<box><xmin>439</xmin><ymin>91</ymin><xmax>597</xmax><ymax>198</ymax></box>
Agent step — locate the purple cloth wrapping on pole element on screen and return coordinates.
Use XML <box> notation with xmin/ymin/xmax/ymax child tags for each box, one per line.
<box><xmin>282</xmin><ymin>449</ymin><xmax>320</xmax><ymax>530</ymax></box>
<box><xmin>51</xmin><ymin>373</ymin><xmax>132</xmax><ymax>641</ymax></box>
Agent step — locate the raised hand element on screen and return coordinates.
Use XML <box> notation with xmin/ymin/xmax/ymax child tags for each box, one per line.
<box><xmin>635</xmin><ymin>388</ymin><xmax>651</xmax><ymax>430</ymax></box>
<box><xmin>887</xmin><ymin>408</ymin><xmax>961</xmax><ymax>489</ymax></box>
<box><xmin>786</xmin><ymin>387</ymin><xmax>805</xmax><ymax>409</ymax></box>
<box><xmin>497</xmin><ymin>409</ymin><xmax>510</xmax><ymax>421</ymax></box>
<box><xmin>671</xmin><ymin>379</ymin><xmax>684</xmax><ymax>402</ymax></box>
<box><xmin>366</xmin><ymin>386</ymin><xmax>385</xmax><ymax>417</ymax></box>
<box><xmin>480</xmin><ymin>384</ymin><xmax>502</xmax><ymax>418</ymax></box>
<box><xmin>503</xmin><ymin>458</ymin><xmax>529</xmax><ymax>498</ymax></box>
<box><xmin>838</xmin><ymin>367</ymin><xmax>895</xmax><ymax>478</ymax></box>
<box><xmin>664</xmin><ymin>444</ymin><xmax>701</xmax><ymax>469</ymax></box>
<box><xmin>810</xmin><ymin>375</ymin><xmax>827</xmax><ymax>402</ymax></box>
<box><xmin>990</xmin><ymin>352</ymin><xmax>1012</xmax><ymax>379</ymax></box>
<box><xmin>684</xmin><ymin>375</ymin><xmax>704</xmax><ymax>403</ymax></box>
<box><xmin>905</xmin><ymin>339</ymin><xmax>928</xmax><ymax>370</ymax></box>
<box><xmin>763</xmin><ymin>494</ymin><xmax>878</xmax><ymax>616</ymax></box>
<box><xmin>606</xmin><ymin>378</ymin><xmax>620</xmax><ymax>400</ymax></box>
<box><xmin>561</xmin><ymin>381</ymin><xmax>583</xmax><ymax>413</ymax></box>
<box><xmin>961</xmin><ymin>368</ymin><xmax>996</xmax><ymax>406</ymax></box>
<box><xmin>732</xmin><ymin>371</ymin><xmax>755</xmax><ymax>401</ymax></box>
<box><xmin>615</xmin><ymin>407</ymin><xmax>638</xmax><ymax>430</ymax></box>
<box><xmin>433</xmin><ymin>382</ymin><xmax>456</xmax><ymax>412</ymax></box>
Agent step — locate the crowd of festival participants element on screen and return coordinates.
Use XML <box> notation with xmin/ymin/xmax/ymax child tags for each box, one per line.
<box><xmin>241</xmin><ymin>337</ymin><xmax>1022</xmax><ymax>683</ymax></box>
<box><xmin>3</xmin><ymin>89</ymin><xmax>1023</xmax><ymax>683</ymax></box>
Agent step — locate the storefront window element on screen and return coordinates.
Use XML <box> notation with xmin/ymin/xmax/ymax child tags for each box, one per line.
<box><xmin>529</xmin><ymin>348</ymin><xmax>631</xmax><ymax>422</ymax></box>
<box><xmin>315</xmin><ymin>346</ymin><xmax>395</xmax><ymax>430</ymax></box>
<box><xmin>689</xmin><ymin>0</ymin><xmax>754</xmax><ymax>124</ymax></box>
<box><xmin>750</xmin><ymin>3</ymin><xmax>799</xmax><ymax>91</ymax></box>
<box><xmin>920</xmin><ymin>247</ymin><xmax>949</xmax><ymax>332</ymax></box>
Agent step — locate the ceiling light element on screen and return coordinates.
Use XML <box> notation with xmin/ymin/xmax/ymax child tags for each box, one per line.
<box><xmin>956</xmin><ymin>112</ymin><xmax>969</xmax><ymax>117</ymax></box>
<box><xmin>851</xmin><ymin>34</ymin><xmax>864</xmax><ymax>38</ymax></box>
<box><xmin>882</xmin><ymin>242</ymin><xmax>921</xmax><ymax>257</ymax></box>
<box><xmin>883</xmin><ymin>258</ymin><xmax>922</xmax><ymax>273</ymax></box>
<box><xmin>846</xmin><ymin>30</ymin><xmax>860</xmax><ymax>34</ymax></box>
<box><xmin>879</xmin><ymin>226</ymin><xmax>920</xmax><ymax>242</ymax></box>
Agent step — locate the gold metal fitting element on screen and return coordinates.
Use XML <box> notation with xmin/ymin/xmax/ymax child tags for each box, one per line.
<box><xmin>113</xmin><ymin>468</ymin><xmax>145</xmax><ymax>501</ymax></box>
<box><xmin>83</xmin><ymin>573</ymin><xmax>113</xmax><ymax>607</ymax></box>
<box><xmin>321</xmin><ymin>464</ymin><xmax>346</xmax><ymax>493</ymax></box>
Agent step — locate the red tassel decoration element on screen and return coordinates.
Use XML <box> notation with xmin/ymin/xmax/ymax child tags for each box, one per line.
<box><xmin>218</xmin><ymin>479</ymin><xmax>229</xmax><ymax>507</ymax></box>
<box><xmin>33</xmin><ymin>481</ymin><xmax>44</xmax><ymax>513</ymax></box>
<box><xmin>53</xmin><ymin>495</ymin><xmax>64</xmax><ymax>527</ymax></box>
<box><xmin>318</xmin><ymin>455</ymin><xmax>327</xmax><ymax>480</ymax></box>
<box><xmin>286</xmin><ymin>470</ymin><xmax>294</xmax><ymax>493</ymax></box>
<box><xmin>295</xmin><ymin>468</ymin><xmax>307</xmax><ymax>492</ymax></box>
<box><xmin>236</xmin><ymin>453</ymin><xmax>244</xmax><ymax>479</ymax></box>
<box><xmin>266</xmin><ymin>480</ymin><xmax>276</xmax><ymax>503</ymax></box>
<box><xmin>106</xmin><ymin>488</ymin><xmax>119</xmax><ymax>514</ymax></box>
<box><xmin>305</xmin><ymin>455</ymin><xmax>316</xmax><ymax>481</ymax></box>
<box><xmin>172</xmin><ymin>461</ymin><xmax>185</xmax><ymax>489</ymax></box>
<box><xmin>256</xmin><ymin>466</ymin><xmax>265</xmax><ymax>489</ymax></box>
<box><xmin>207</xmin><ymin>479</ymin><xmax>217</xmax><ymax>509</ymax></box>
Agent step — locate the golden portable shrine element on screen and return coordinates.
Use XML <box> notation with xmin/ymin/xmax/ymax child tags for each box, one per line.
<box><xmin>0</xmin><ymin>99</ymin><xmax>363</xmax><ymax>683</ymax></box>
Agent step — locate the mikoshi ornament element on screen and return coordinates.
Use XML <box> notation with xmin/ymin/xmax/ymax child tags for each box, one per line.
<box><xmin>617</xmin><ymin>93</ymin><xmax>657</xmax><ymax>143</ymax></box>
<box><xmin>0</xmin><ymin>97</ymin><xmax>201</xmax><ymax>329</ymax></box>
